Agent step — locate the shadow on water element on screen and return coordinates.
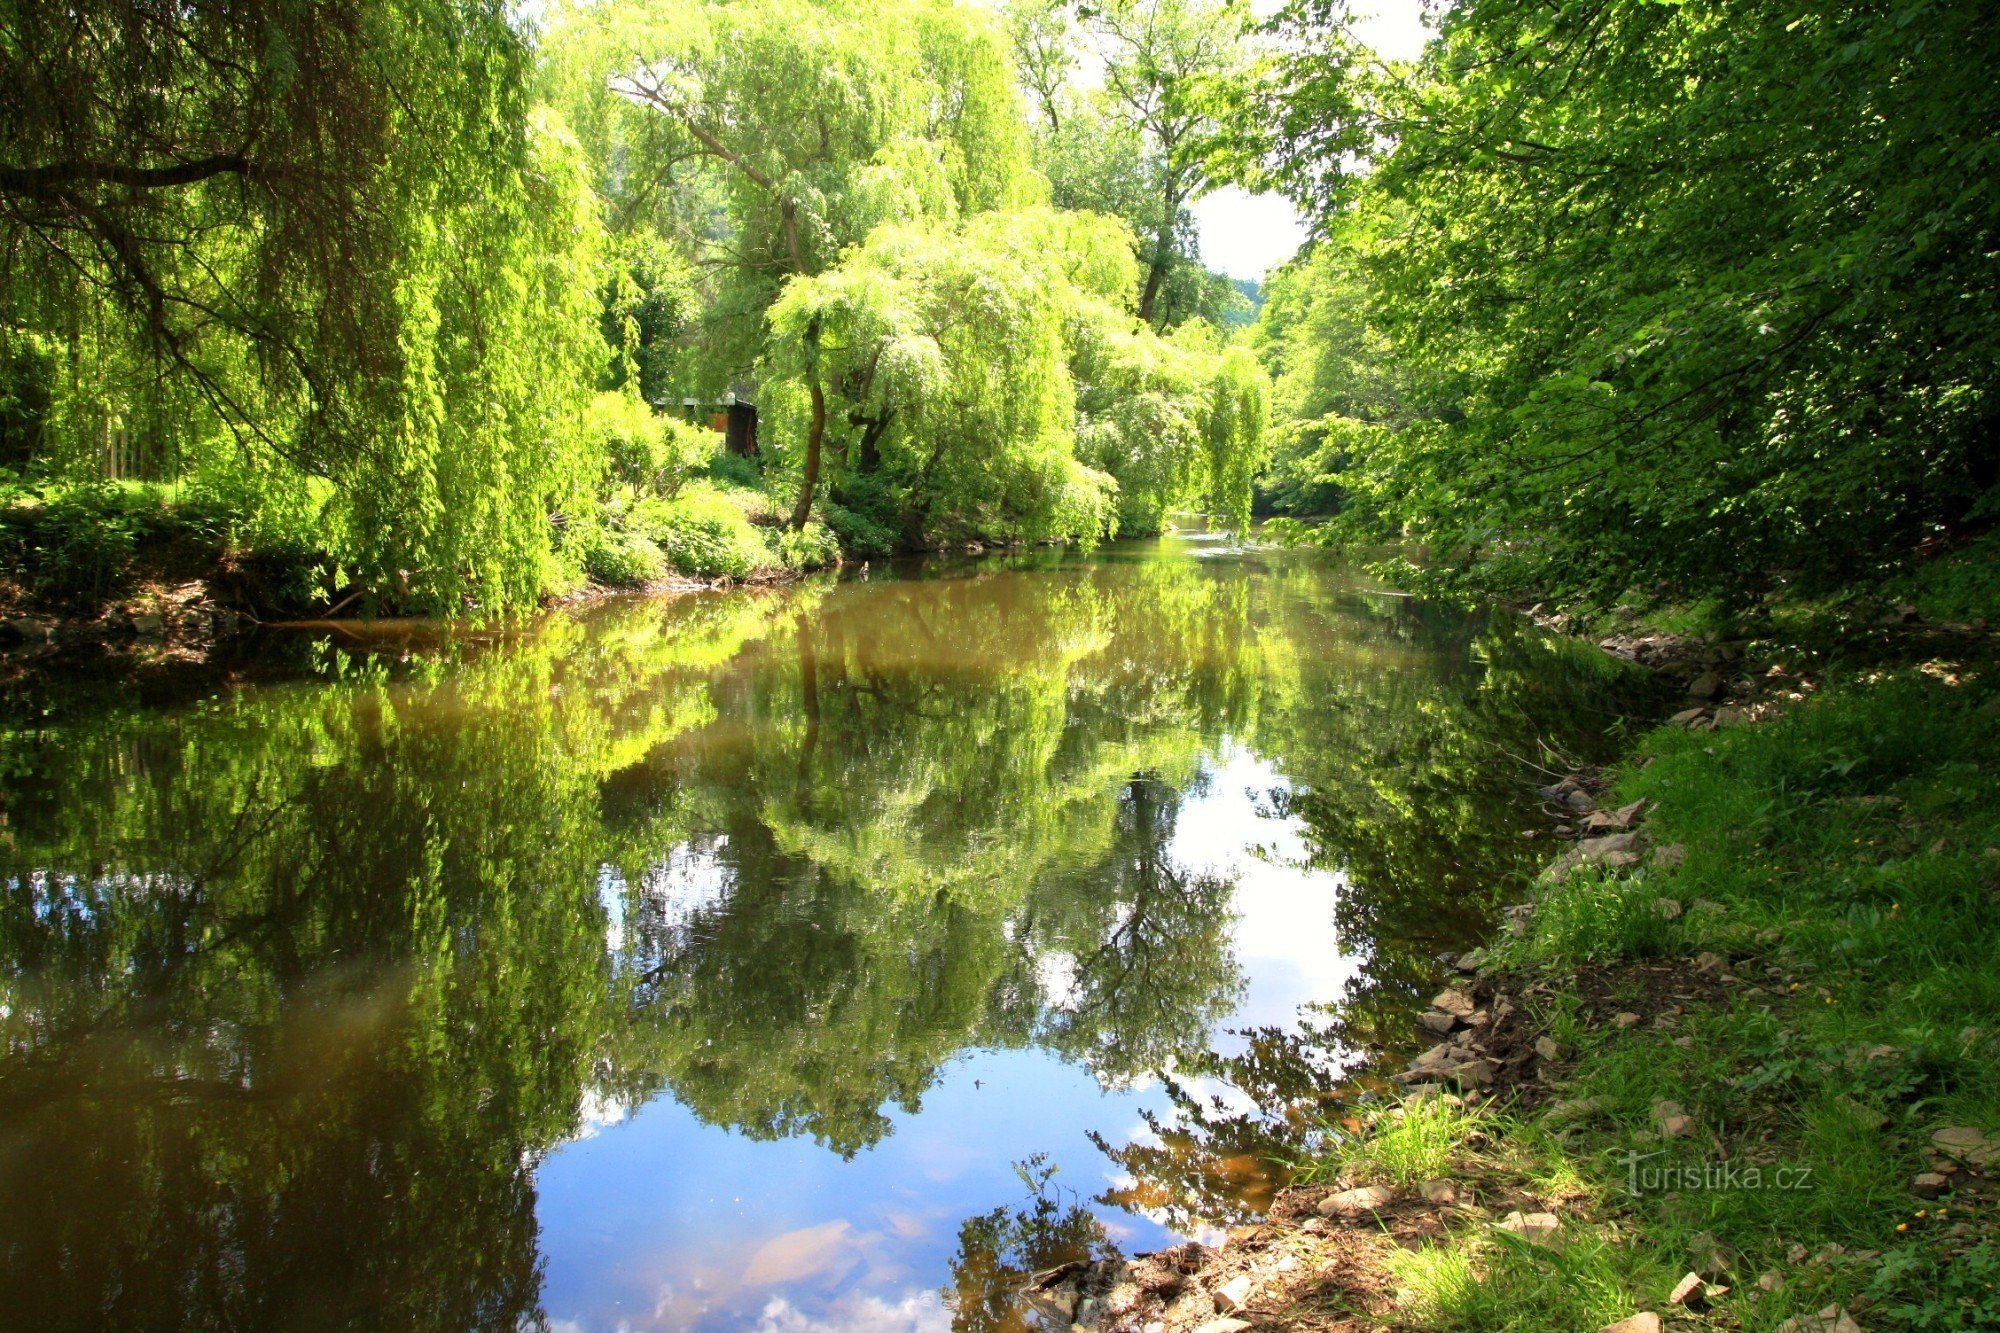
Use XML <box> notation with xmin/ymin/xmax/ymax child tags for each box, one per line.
<box><xmin>0</xmin><ymin>537</ymin><xmax>1658</xmax><ymax>1329</ymax></box>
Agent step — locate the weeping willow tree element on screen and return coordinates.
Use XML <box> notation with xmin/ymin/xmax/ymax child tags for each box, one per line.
<box><xmin>765</xmin><ymin>206</ymin><xmax>1269</xmax><ymax>544</ymax></box>
<box><xmin>0</xmin><ymin>0</ymin><xmax>608</xmax><ymax>612</ymax></box>
<box><xmin>547</xmin><ymin>0</ymin><xmax>1043</xmax><ymax>526</ymax></box>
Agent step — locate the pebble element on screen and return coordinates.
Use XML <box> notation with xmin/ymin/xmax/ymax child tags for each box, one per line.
<box><xmin>1316</xmin><ymin>1185</ymin><xmax>1395</xmax><ymax>1220</ymax></box>
<box><xmin>1496</xmin><ymin>1211</ymin><xmax>1562</xmax><ymax>1247</ymax></box>
<box><xmin>1600</xmin><ymin>1315</ymin><xmax>1661</xmax><ymax>1333</ymax></box>
<box><xmin>1212</xmin><ymin>1275</ymin><xmax>1253</xmax><ymax>1314</ymax></box>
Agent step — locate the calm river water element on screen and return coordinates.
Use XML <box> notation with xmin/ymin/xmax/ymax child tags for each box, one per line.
<box><xmin>0</xmin><ymin>536</ymin><xmax>1648</xmax><ymax>1330</ymax></box>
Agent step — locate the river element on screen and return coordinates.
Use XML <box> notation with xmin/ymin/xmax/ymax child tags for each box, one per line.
<box><xmin>0</xmin><ymin>535</ymin><xmax>1648</xmax><ymax>1329</ymax></box>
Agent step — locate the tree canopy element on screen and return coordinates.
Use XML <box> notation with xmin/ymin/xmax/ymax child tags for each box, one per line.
<box><xmin>1247</xmin><ymin>0</ymin><xmax>2000</xmax><ymax>607</ymax></box>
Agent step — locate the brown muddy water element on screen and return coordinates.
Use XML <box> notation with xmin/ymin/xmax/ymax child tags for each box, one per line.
<box><xmin>0</xmin><ymin>535</ymin><xmax>1651</xmax><ymax>1330</ymax></box>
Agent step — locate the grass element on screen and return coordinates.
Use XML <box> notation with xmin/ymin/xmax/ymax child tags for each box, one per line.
<box><xmin>1309</xmin><ymin>665</ymin><xmax>2000</xmax><ymax>1329</ymax></box>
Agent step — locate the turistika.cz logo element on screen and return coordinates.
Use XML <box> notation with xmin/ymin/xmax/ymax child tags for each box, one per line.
<box><xmin>1614</xmin><ymin>1148</ymin><xmax>1815</xmax><ymax>1197</ymax></box>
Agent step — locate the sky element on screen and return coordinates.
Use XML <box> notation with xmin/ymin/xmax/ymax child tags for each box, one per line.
<box><xmin>1191</xmin><ymin>0</ymin><xmax>1429</xmax><ymax>283</ymax></box>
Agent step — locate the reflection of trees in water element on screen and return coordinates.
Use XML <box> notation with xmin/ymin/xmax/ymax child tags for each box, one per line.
<box><xmin>0</xmin><ymin>550</ymin><xmax>1654</xmax><ymax>1324</ymax></box>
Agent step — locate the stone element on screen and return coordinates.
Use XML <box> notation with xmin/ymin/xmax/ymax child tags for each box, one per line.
<box><xmin>1654</xmin><ymin>1100</ymin><xmax>1695</xmax><ymax>1139</ymax></box>
<box><xmin>1534</xmin><ymin>1036</ymin><xmax>1561</xmax><ymax>1062</ymax></box>
<box><xmin>3</xmin><ymin>617</ymin><xmax>54</xmax><ymax>643</ymax></box>
<box><xmin>1212</xmin><ymin>1275</ymin><xmax>1253</xmax><ymax>1314</ymax></box>
<box><xmin>1430</xmin><ymin>988</ymin><xmax>1476</xmax><ymax>1018</ymax></box>
<box><xmin>1600</xmin><ymin>1315</ymin><xmax>1662</xmax><ymax>1333</ymax></box>
<box><xmin>1669</xmin><ymin>706</ymin><xmax>1709</xmax><ymax>727</ymax></box>
<box><xmin>1669</xmin><ymin>1272</ymin><xmax>1712</xmax><ymax>1309</ymax></box>
<box><xmin>1691</xmin><ymin>898</ymin><xmax>1729</xmax><ymax>914</ymax></box>
<box><xmin>1687</xmin><ymin>670</ymin><xmax>1725</xmax><ymax>700</ymax></box>
<box><xmin>1651</xmin><ymin>842</ymin><xmax>1688</xmax><ymax>869</ymax></box>
<box><xmin>1454</xmin><ymin>948</ymin><xmax>1487</xmax><ymax>972</ymax></box>
<box><xmin>1777</xmin><ymin>1306</ymin><xmax>1863</xmax><ymax>1333</ymax></box>
<box><xmin>1497</xmin><ymin>1211</ymin><xmax>1562</xmax><ymax>1247</ymax></box>
<box><xmin>1191</xmin><ymin>1321</ymin><xmax>1251</xmax><ymax>1333</ymax></box>
<box><xmin>1316</xmin><ymin>1185</ymin><xmax>1395</xmax><ymax>1220</ymax></box>
<box><xmin>1693</xmin><ymin>951</ymin><xmax>1728</xmax><ymax>974</ymax></box>
<box><xmin>1416</xmin><ymin>1010</ymin><xmax>1458</xmax><ymax>1036</ymax></box>
<box><xmin>1611</xmin><ymin>1011</ymin><xmax>1642</xmax><ymax>1029</ymax></box>
<box><xmin>1652</xmin><ymin>897</ymin><xmax>1684</xmax><ymax>920</ymax></box>
<box><xmin>1441</xmin><ymin>1058</ymin><xmax>1496</xmax><ymax>1088</ymax></box>
<box><xmin>1910</xmin><ymin>1172</ymin><xmax>1950</xmax><ymax>1199</ymax></box>
<box><xmin>130</xmin><ymin>613</ymin><xmax>165</xmax><ymax>636</ymax></box>
<box><xmin>1714</xmin><ymin>705</ymin><xmax>1749</xmax><ymax>728</ymax></box>
<box><xmin>1419</xmin><ymin>1179</ymin><xmax>1462</xmax><ymax>1206</ymax></box>
<box><xmin>1548</xmin><ymin>1096</ymin><xmax>1607</xmax><ymax>1124</ymax></box>
<box><xmin>1582</xmin><ymin>799</ymin><xmax>1648</xmax><ymax>833</ymax></box>
<box><xmin>1931</xmin><ymin>1125</ymin><xmax>1999</xmax><ymax>1166</ymax></box>
<box><xmin>1756</xmin><ymin>1271</ymin><xmax>1785</xmax><ymax>1293</ymax></box>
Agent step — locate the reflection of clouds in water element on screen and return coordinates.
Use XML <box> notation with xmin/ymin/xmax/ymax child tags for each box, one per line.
<box><xmin>1170</xmin><ymin>744</ymin><xmax>1361</xmax><ymax>1037</ymax></box>
<box><xmin>755</xmin><ymin>1288</ymin><xmax>951</xmax><ymax>1333</ymax></box>
<box><xmin>569</xmin><ymin>1089</ymin><xmax>630</xmax><ymax>1144</ymax></box>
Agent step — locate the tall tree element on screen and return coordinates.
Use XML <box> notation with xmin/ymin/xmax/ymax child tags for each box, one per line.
<box><xmin>1082</xmin><ymin>0</ymin><xmax>1253</xmax><ymax>326</ymax></box>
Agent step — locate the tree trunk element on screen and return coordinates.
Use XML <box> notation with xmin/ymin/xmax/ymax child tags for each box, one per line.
<box><xmin>789</xmin><ymin>376</ymin><xmax>826</xmax><ymax>529</ymax></box>
<box><xmin>1138</xmin><ymin>214</ymin><xmax>1175</xmax><ymax>325</ymax></box>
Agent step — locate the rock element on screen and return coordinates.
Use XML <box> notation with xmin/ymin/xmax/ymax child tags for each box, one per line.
<box><xmin>1316</xmin><ymin>1185</ymin><xmax>1395</xmax><ymax>1220</ymax></box>
<box><xmin>1454</xmin><ymin>948</ymin><xmax>1487</xmax><ymax>973</ymax></box>
<box><xmin>1931</xmin><ymin>1125</ymin><xmax>1999</xmax><ymax>1166</ymax></box>
<box><xmin>1654</xmin><ymin>1100</ymin><xmax>1695</xmax><ymax>1138</ymax></box>
<box><xmin>1192</xmin><ymin>1321</ymin><xmax>1251</xmax><ymax>1333</ymax></box>
<box><xmin>1687</xmin><ymin>670</ymin><xmax>1725</xmax><ymax>701</ymax></box>
<box><xmin>1582</xmin><ymin>800</ymin><xmax>1649</xmax><ymax>834</ymax></box>
<box><xmin>1534</xmin><ymin>1036</ymin><xmax>1561</xmax><ymax>1062</ymax></box>
<box><xmin>1714</xmin><ymin>705</ymin><xmax>1749</xmax><ymax>728</ymax></box>
<box><xmin>1600</xmin><ymin>1315</ymin><xmax>1662</xmax><ymax>1333</ymax></box>
<box><xmin>3</xmin><ymin>617</ymin><xmax>54</xmax><ymax>643</ymax></box>
<box><xmin>1548</xmin><ymin>1096</ymin><xmax>1607</xmax><ymax>1124</ymax></box>
<box><xmin>1910</xmin><ymin>1172</ymin><xmax>1950</xmax><ymax>1199</ymax></box>
<box><xmin>1688</xmin><ymin>1231</ymin><xmax>1739</xmax><ymax>1279</ymax></box>
<box><xmin>1442</xmin><ymin>1058</ymin><xmax>1496</xmax><ymax>1088</ymax></box>
<box><xmin>1691</xmin><ymin>897</ymin><xmax>1728</xmax><ymax>914</ymax></box>
<box><xmin>1693</xmin><ymin>951</ymin><xmax>1728</xmax><ymax>974</ymax></box>
<box><xmin>1419</xmin><ymin>1179</ymin><xmax>1462</xmax><ymax>1206</ymax></box>
<box><xmin>1651</xmin><ymin>842</ymin><xmax>1688</xmax><ymax>869</ymax></box>
<box><xmin>1212</xmin><ymin>1275</ymin><xmax>1253</xmax><ymax>1314</ymax></box>
<box><xmin>1778</xmin><ymin>1306</ymin><xmax>1863</xmax><ymax>1333</ymax></box>
<box><xmin>1416</xmin><ymin>1010</ymin><xmax>1458</xmax><ymax>1036</ymax></box>
<box><xmin>1669</xmin><ymin>1272</ymin><xmax>1717</xmax><ymax>1310</ymax></box>
<box><xmin>129</xmin><ymin>613</ymin><xmax>165</xmax><ymax>636</ymax></box>
<box><xmin>1497</xmin><ymin>1211</ymin><xmax>1562</xmax><ymax>1247</ymax></box>
<box><xmin>1894</xmin><ymin>603</ymin><xmax>1919</xmax><ymax>622</ymax></box>
<box><xmin>1756</xmin><ymin>1270</ymin><xmax>1785</xmax><ymax>1293</ymax></box>
<box><xmin>1611</xmin><ymin>1012</ymin><xmax>1642</xmax><ymax>1029</ymax></box>
<box><xmin>1669</xmin><ymin>706</ymin><xmax>1709</xmax><ymax>727</ymax></box>
<box><xmin>1565</xmin><ymin>787</ymin><xmax>1594</xmax><ymax>812</ymax></box>
<box><xmin>1430</xmin><ymin>988</ymin><xmax>1476</xmax><ymax>1018</ymax></box>
<box><xmin>1652</xmin><ymin>897</ymin><xmax>1684</xmax><ymax>920</ymax></box>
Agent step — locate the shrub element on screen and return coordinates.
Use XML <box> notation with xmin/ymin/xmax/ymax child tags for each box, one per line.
<box><xmin>631</xmin><ymin>482</ymin><xmax>767</xmax><ymax>578</ymax></box>
<box><xmin>580</xmin><ymin>527</ymin><xmax>666</xmax><ymax>587</ymax></box>
<box><xmin>767</xmin><ymin>521</ymin><xmax>840</xmax><ymax>571</ymax></box>
<box><xmin>589</xmin><ymin>391</ymin><xmax>715</xmax><ymax>496</ymax></box>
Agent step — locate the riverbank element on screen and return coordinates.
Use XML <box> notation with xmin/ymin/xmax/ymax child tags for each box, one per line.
<box><xmin>1061</xmin><ymin>621</ymin><xmax>2000</xmax><ymax>1331</ymax></box>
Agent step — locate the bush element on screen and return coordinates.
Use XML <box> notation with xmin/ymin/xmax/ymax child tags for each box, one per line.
<box><xmin>766</xmin><ymin>520</ymin><xmax>841</xmax><ymax>571</ymax></box>
<box><xmin>708</xmin><ymin>451</ymin><xmax>762</xmax><ymax>489</ymax></box>
<box><xmin>588</xmin><ymin>391</ymin><xmax>715</xmax><ymax>496</ymax></box>
<box><xmin>630</xmin><ymin>482</ymin><xmax>768</xmax><ymax>578</ymax></box>
<box><xmin>826</xmin><ymin>472</ymin><xmax>903</xmax><ymax>558</ymax></box>
<box><xmin>580</xmin><ymin>527</ymin><xmax>666</xmax><ymax>587</ymax></box>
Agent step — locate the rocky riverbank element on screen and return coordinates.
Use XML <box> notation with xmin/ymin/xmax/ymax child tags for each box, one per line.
<box><xmin>1025</xmin><ymin>615</ymin><xmax>2000</xmax><ymax>1332</ymax></box>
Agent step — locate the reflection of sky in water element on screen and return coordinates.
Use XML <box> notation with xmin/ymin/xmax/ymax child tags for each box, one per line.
<box><xmin>536</xmin><ymin>747</ymin><xmax>1358</xmax><ymax>1331</ymax></box>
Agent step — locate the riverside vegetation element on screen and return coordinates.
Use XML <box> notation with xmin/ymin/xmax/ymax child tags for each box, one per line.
<box><xmin>4</xmin><ymin>0</ymin><xmax>2000</xmax><ymax>1330</ymax></box>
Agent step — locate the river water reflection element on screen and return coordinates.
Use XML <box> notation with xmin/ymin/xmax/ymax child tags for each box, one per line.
<box><xmin>0</xmin><ymin>537</ymin><xmax>1649</xmax><ymax>1329</ymax></box>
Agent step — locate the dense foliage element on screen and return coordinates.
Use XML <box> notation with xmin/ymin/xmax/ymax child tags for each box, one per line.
<box><xmin>0</xmin><ymin>0</ymin><xmax>1269</xmax><ymax>616</ymax></box>
<box><xmin>1249</xmin><ymin>0</ymin><xmax>2000</xmax><ymax>607</ymax></box>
